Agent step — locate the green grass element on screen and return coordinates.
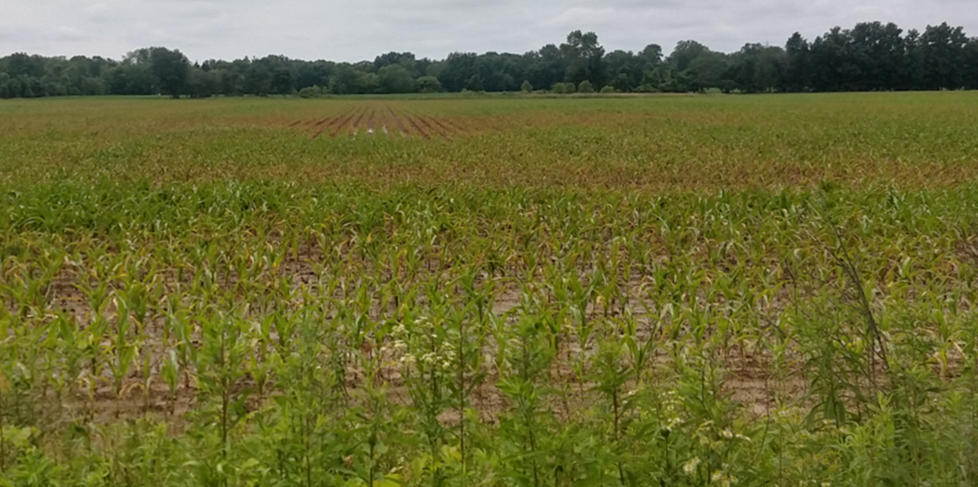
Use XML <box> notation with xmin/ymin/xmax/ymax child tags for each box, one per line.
<box><xmin>2</xmin><ymin>93</ymin><xmax>978</xmax><ymax>486</ymax></box>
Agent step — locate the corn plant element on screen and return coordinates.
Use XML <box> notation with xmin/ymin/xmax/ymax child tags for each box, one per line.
<box><xmin>4</xmin><ymin>94</ymin><xmax>978</xmax><ymax>486</ymax></box>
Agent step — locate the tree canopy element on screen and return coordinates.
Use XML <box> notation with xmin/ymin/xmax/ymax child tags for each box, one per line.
<box><xmin>2</xmin><ymin>20</ymin><xmax>977</xmax><ymax>99</ymax></box>
<box><xmin>149</xmin><ymin>47</ymin><xmax>190</xmax><ymax>98</ymax></box>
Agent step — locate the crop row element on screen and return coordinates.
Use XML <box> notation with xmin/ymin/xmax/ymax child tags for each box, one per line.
<box><xmin>2</xmin><ymin>182</ymin><xmax>978</xmax><ymax>485</ymax></box>
<box><xmin>288</xmin><ymin>105</ymin><xmax>473</xmax><ymax>140</ymax></box>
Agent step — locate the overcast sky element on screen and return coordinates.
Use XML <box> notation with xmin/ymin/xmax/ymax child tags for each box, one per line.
<box><xmin>2</xmin><ymin>0</ymin><xmax>976</xmax><ymax>62</ymax></box>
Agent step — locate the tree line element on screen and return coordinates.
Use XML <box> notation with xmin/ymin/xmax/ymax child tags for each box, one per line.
<box><xmin>2</xmin><ymin>21</ymin><xmax>977</xmax><ymax>99</ymax></box>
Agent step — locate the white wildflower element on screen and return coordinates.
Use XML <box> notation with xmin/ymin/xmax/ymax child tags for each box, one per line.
<box><xmin>721</xmin><ymin>429</ymin><xmax>734</xmax><ymax>439</ymax></box>
<box><xmin>682</xmin><ymin>457</ymin><xmax>701</xmax><ymax>475</ymax></box>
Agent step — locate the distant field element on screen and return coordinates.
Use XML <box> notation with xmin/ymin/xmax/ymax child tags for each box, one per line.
<box><xmin>3</xmin><ymin>93</ymin><xmax>978</xmax><ymax>486</ymax></box>
<box><xmin>3</xmin><ymin>93</ymin><xmax>978</xmax><ymax>189</ymax></box>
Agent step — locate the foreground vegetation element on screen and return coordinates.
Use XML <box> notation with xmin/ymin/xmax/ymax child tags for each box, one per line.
<box><xmin>2</xmin><ymin>93</ymin><xmax>978</xmax><ymax>486</ymax></box>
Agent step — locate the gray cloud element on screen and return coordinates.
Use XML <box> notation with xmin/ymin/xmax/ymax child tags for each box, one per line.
<box><xmin>2</xmin><ymin>0</ymin><xmax>976</xmax><ymax>61</ymax></box>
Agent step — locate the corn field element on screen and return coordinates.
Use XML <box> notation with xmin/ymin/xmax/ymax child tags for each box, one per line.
<box><xmin>3</xmin><ymin>93</ymin><xmax>978</xmax><ymax>486</ymax></box>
